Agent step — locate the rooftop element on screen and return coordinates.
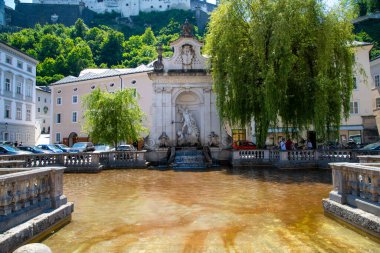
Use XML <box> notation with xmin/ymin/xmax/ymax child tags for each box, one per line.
<box><xmin>52</xmin><ymin>64</ymin><xmax>153</xmax><ymax>85</ymax></box>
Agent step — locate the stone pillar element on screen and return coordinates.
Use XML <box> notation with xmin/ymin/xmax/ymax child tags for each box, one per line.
<box><xmin>163</xmin><ymin>87</ymin><xmax>173</xmax><ymax>141</ymax></box>
<box><xmin>203</xmin><ymin>87</ymin><xmax>211</xmax><ymax>145</ymax></box>
<box><xmin>152</xmin><ymin>86</ymin><xmax>164</xmax><ymax>147</ymax></box>
<box><xmin>48</xmin><ymin>167</ymin><xmax>65</xmax><ymax>208</ymax></box>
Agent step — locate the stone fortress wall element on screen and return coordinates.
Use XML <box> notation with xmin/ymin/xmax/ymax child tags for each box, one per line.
<box><xmin>32</xmin><ymin>0</ymin><xmax>192</xmax><ymax>17</ymax></box>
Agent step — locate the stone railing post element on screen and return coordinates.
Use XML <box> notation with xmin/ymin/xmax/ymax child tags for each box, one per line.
<box><xmin>263</xmin><ymin>150</ymin><xmax>269</xmax><ymax>160</ymax></box>
<box><xmin>232</xmin><ymin>150</ymin><xmax>241</xmax><ymax>160</ymax></box>
<box><xmin>48</xmin><ymin>167</ymin><xmax>65</xmax><ymax>208</ymax></box>
<box><xmin>137</xmin><ymin>151</ymin><xmax>145</xmax><ymax>162</ymax></box>
<box><xmin>279</xmin><ymin>151</ymin><xmax>288</xmax><ymax>161</ymax></box>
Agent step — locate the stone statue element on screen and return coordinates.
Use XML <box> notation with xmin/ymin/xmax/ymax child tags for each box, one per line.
<box><xmin>177</xmin><ymin>130</ymin><xmax>185</xmax><ymax>146</ymax></box>
<box><xmin>177</xmin><ymin>107</ymin><xmax>200</xmax><ymax>146</ymax></box>
<box><xmin>158</xmin><ymin>131</ymin><xmax>170</xmax><ymax>147</ymax></box>
<box><xmin>181</xmin><ymin>19</ymin><xmax>193</xmax><ymax>37</ymax></box>
<box><xmin>153</xmin><ymin>44</ymin><xmax>164</xmax><ymax>71</ymax></box>
<box><xmin>208</xmin><ymin>131</ymin><xmax>220</xmax><ymax>147</ymax></box>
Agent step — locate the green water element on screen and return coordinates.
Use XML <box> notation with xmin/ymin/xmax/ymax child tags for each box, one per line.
<box><xmin>44</xmin><ymin>168</ymin><xmax>380</xmax><ymax>252</ymax></box>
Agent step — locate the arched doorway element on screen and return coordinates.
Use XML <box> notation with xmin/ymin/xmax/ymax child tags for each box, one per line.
<box><xmin>68</xmin><ymin>132</ymin><xmax>78</xmax><ymax>147</ymax></box>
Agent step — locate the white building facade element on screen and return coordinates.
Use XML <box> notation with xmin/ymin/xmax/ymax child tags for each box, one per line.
<box><xmin>0</xmin><ymin>42</ymin><xmax>38</xmax><ymax>146</ymax></box>
<box><xmin>32</xmin><ymin>0</ymin><xmax>191</xmax><ymax>17</ymax></box>
<box><xmin>370</xmin><ymin>55</ymin><xmax>380</xmax><ymax>135</ymax></box>
<box><xmin>35</xmin><ymin>86</ymin><xmax>51</xmax><ymax>136</ymax></box>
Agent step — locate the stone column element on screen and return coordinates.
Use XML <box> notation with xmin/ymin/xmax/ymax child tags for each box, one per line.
<box><xmin>163</xmin><ymin>86</ymin><xmax>173</xmax><ymax>141</ymax></box>
<box><xmin>152</xmin><ymin>86</ymin><xmax>164</xmax><ymax>147</ymax></box>
<box><xmin>203</xmin><ymin>87</ymin><xmax>211</xmax><ymax>145</ymax></box>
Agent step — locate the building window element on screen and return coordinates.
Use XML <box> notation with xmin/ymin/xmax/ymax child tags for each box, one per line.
<box><xmin>27</xmin><ymin>65</ymin><xmax>32</xmax><ymax>73</ymax></box>
<box><xmin>17</xmin><ymin>61</ymin><xmax>23</xmax><ymax>69</ymax></box>
<box><xmin>16</xmin><ymin>81</ymin><xmax>22</xmax><ymax>95</ymax></box>
<box><xmin>350</xmin><ymin>101</ymin><xmax>359</xmax><ymax>114</ymax></box>
<box><xmin>6</xmin><ymin>56</ymin><xmax>12</xmax><ymax>64</ymax></box>
<box><xmin>26</xmin><ymin>108</ymin><xmax>31</xmax><ymax>121</ymax></box>
<box><xmin>232</xmin><ymin>129</ymin><xmax>246</xmax><ymax>142</ymax></box>
<box><xmin>38</xmin><ymin>97</ymin><xmax>40</xmax><ymax>102</ymax></box>
<box><xmin>353</xmin><ymin>77</ymin><xmax>357</xmax><ymax>89</ymax></box>
<box><xmin>3</xmin><ymin>132</ymin><xmax>9</xmax><ymax>141</ymax></box>
<box><xmin>72</xmin><ymin>112</ymin><xmax>77</xmax><ymax>123</ymax></box>
<box><xmin>26</xmin><ymin>84</ymin><xmax>32</xmax><ymax>97</ymax></box>
<box><xmin>44</xmin><ymin>98</ymin><xmax>47</xmax><ymax>103</ymax></box>
<box><xmin>5</xmin><ymin>78</ymin><xmax>11</xmax><ymax>92</ymax></box>
<box><xmin>56</xmin><ymin>133</ymin><xmax>61</xmax><ymax>143</ymax></box>
<box><xmin>375</xmin><ymin>75</ymin><xmax>380</xmax><ymax>87</ymax></box>
<box><xmin>16</xmin><ymin>107</ymin><xmax>22</xmax><ymax>120</ymax></box>
<box><xmin>376</xmin><ymin>98</ymin><xmax>380</xmax><ymax>109</ymax></box>
<box><xmin>72</xmin><ymin>95</ymin><xmax>78</xmax><ymax>104</ymax></box>
<box><xmin>5</xmin><ymin>105</ymin><xmax>11</xmax><ymax>119</ymax></box>
<box><xmin>38</xmin><ymin>107</ymin><xmax>40</xmax><ymax>113</ymax></box>
<box><xmin>56</xmin><ymin>113</ymin><xmax>61</xmax><ymax>123</ymax></box>
<box><xmin>131</xmin><ymin>88</ymin><xmax>137</xmax><ymax>97</ymax></box>
<box><xmin>57</xmin><ymin>97</ymin><xmax>62</xmax><ymax>105</ymax></box>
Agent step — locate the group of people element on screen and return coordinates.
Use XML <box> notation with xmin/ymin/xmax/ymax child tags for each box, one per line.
<box><xmin>279</xmin><ymin>138</ymin><xmax>313</xmax><ymax>151</ymax></box>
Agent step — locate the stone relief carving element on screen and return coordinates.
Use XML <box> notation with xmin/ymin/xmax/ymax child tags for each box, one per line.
<box><xmin>175</xmin><ymin>44</ymin><xmax>196</xmax><ymax>70</ymax></box>
<box><xmin>158</xmin><ymin>132</ymin><xmax>170</xmax><ymax>147</ymax></box>
<box><xmin>143</xmin><ymin>135</ymin><xmax>155</xmax><ymax>150</ymax></box>
<box><xmin>208</xmin><ymin>131</ymin><xmax>220</xmax><ymax>147</ymax></box>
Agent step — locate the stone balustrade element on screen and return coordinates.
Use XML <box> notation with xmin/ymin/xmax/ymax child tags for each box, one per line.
<box><xmin>0</xmin><ymin>167</ymin><xmax>68</xmax><ymax>233</ymax></box>
<box><xmin>232</xmin><ymin>149</ymin><xmax>380</xmax><ymax>168</ymax></box>
<box><xmin>0</xmin><ymin>151</ymin><xmax>147</xmax><ymax>172</ymax></box>
<box><xmin>323</xmin><ymin>162</ymin><xmax>380</xmax><ymax>238</ymax></box>
<box><xmin>0</xmin><ymin>167</ymin><xmax>74</xmax><ymax>252</ymax></box>
<box><xmin>329</xmin><ymin>163</ymin><xmax>380</xmax><ymax>210</ymax></box>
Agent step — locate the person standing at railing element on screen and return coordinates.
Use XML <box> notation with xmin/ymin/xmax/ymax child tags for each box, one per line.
<box><xmin>307</xmin><ymin>139</ymin><xmax>313</xmax><ymax>150</ymax></box>
<box><xmin>280</xmin><ymin>138</ymin><xmax>286</xmax><ymax>150</ymax></box>
<box><xmin>285</xmin><ymin>139</ymin><xmax>293</xmax><ymax>150</ymax></box>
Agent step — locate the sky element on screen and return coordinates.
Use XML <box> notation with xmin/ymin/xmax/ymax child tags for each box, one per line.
<box><xmin>5</xmin><ymin>0</ymin><xmax>339</xmax><ymax>9</ymax></box>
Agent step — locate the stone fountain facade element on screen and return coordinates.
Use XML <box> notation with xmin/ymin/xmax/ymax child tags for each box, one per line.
<box><xmin>146</xmin><ymin>21</ymin><xmax>227</xmax><ymax>150</ymax></box>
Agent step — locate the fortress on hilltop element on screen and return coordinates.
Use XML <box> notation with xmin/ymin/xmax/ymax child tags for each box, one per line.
<box><xmin>30</xmin><ymin>0</ymin><xmax>217</xmax><ymax>17</ymax></box>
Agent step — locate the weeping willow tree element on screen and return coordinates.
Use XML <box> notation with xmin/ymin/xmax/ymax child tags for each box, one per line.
<box><xmin>82</xmin><ymin>88</ymin><xmax>146</xmax><ymax>147</ymax></box>
<box><xmin>205</xmin><ymin>0</ymin><xmax>356</xmax><ymax>147</ymax></box>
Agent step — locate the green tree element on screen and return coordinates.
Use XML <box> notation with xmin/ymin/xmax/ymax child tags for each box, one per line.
<box><xmin>141</xmin><ymin>27</ymin><xmax>157</xmax><ymax>46</ymax></box>
<box><xmin>37</xmin><ymin>34</ymin><xmax>62</xmax><ymax>61</ymax></box>
<box><xmin>66</xmin><ymin>41</ymin><xmax>95</xmax><ymax>75</ymax></box>
<box><xmin>72</xmin><ymin>19</ymin><xmax>88</xmax><ymax>39</ymax></box>
<box><xmin>100</xmin><ymin>30</ymin><xmax>125</xmax><ymax>67</ymax></box>
<box><xmin>82</xmin><ymin>88</ymin><xmax>147</xmax><ymax>147</ymax></box>
<box><xmin>206</xmin><ymin>0</ymin><xmax>355</xmax><ymax>147</ymax></box>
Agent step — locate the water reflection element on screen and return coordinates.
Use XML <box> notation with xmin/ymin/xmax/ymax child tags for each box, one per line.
<box><xmin>44</xmin><ymin>168</ymin><xmax>379</xmax><ymax>252</ymax></box>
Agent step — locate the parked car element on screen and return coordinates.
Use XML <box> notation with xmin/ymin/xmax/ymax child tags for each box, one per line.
<box><xmin>54</xmin><ymin>144</ymin><xmax>73</xmax><ymax>153</ymax></box>
<box><xmin>36</xmin><ymin>144</ymin><xmax>64</xmax><ymax>153</ymax></box>
<box><xmin>359</xmin><ymin>142</ymin><xmax>380</xmax><ymax>151</ymax></box>
<box><xmin>18</xmin><ymin>146</ymin><xmax>52</xmax><ymax>154</ymax></box>
<box><xmin>71</xmin><ymin>142</ymin><xmax>95</xmax><ymax>153</ymax></box>
<box><xmin>0</xmin><ymin>145</ymin><xmax>33</xmax><ymax>155</ymax></box>
<box><xmin>232</xmin><ymin>141</ymin><xmax>257</xmax><ymax>150</ymax></box>
<box><xmin>93</xmin><ymin>144</ymin><xmax>112</xmax><ymax>153</ymax></box>
<box><xmin>115</xmin><ymin>144</ymin><xmax>136</xmax><ymax>151</ymax></box>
